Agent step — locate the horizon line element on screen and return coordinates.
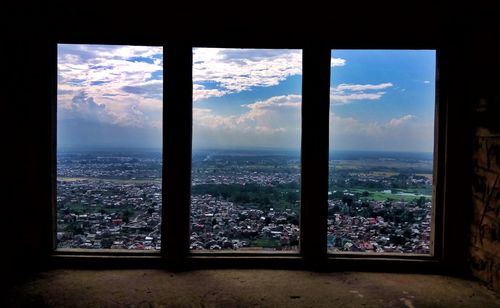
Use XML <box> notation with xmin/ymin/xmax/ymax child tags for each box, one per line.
<box><xmin>57</xmin><ymin>146</ymin><xmax>433</xmax><ymax>155</ymax></box>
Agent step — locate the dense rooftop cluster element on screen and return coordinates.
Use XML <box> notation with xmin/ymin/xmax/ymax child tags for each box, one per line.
<box><xmin>56</xmin><ymin>152</ymin><xmax>162</xmax><ymax>250</ymax></box>
<box><xmin>191</xmin><ymin>195</ymin><xmax>299</xmax><ymax>250</ymax></box>
<box><xmin>327</xmin><ymin>199</ymin><xmax>431</xmax><ymax>253</ymax></box>
<box><xmin>57</xmin><ymin>150</ymin><xmax>432</xmax><ymax>254</ymax></box>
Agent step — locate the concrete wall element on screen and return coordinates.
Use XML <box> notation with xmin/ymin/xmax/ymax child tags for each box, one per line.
<box><xmin>468</xmin><ymin>30</ymin><xmax>500</xmax><ymax>293</ymax></box>
<box><xmin>3</xmin><ymin>2</ymin><xmax>499</xmax><ymax>292</ymax></box>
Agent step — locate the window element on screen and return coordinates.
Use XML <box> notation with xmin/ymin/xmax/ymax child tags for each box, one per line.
<box><xmin>191</xmin><ymin>48</ymin><xmax>302</xmax><ymax>251</ymax></box>
<box><xmin>52</xmin><ymin>45</ymin><xmax>442</xmax><ymax>265</ymax></box>
<box><xmin>328</xmin><ymin>50</ymin><xmax>436</xmax><ymax>254</ymax></box>
<box><xmin>56</xmin><ymin>44</ymin><xmax>163</xmax><ymax>250</ymax></box>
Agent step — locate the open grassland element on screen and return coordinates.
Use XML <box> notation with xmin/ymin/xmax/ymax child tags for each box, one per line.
<box><xmin>330</xmin><ymin>159</ymin><xmax>432</xmax><ymax>172</ymax></box>
<box><xmin>345</xmin><ymin>188</ymin><xmax>432</xmax><ymax>202</ymax></box>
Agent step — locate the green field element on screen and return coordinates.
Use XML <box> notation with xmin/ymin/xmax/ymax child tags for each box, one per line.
<box><xmin>250</xmin><ymin>238</ymin><xmax>280</xmax><ymax>248</ymax></box>
<box><xmin>330</xmin><ymin>159</ymin><xmax>432</xmax><ymax>171</ymax></box>
<box><xmin>337</xmin><ymin>188</ymin><xmax>432</xmax><ymax>202</ymax></box>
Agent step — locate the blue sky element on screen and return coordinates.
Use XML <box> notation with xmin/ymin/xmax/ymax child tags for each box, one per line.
<box><xmin>192</xmin><ymin>48</ymin><xmax>303</xmax><ymax>150</ymax></box>
<box><xmin>193</xmin><ymin>48</ymin><xmax>435</xmax><ymax>152</ymax></box>
<box><xmin>57</xmin><ymin>44</ymin><xmax>163</xmax><ymax>148</ymax></box>
<box><xmin>329</xmin><ymin>50</ymin><xmax>435</xmax><ymax>152</ymax></box>
<box><xmin>58</xmin><ymin>45</ymin><xmax>435</xmax><ymax>152</ymax></box>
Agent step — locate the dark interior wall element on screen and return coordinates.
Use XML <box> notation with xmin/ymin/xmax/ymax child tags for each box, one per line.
<box><xmin>467</xmin><ymin>28</ymin><xmax>500</xmax><ymax>292</ymax></box>
<box><xmin>4</xmin><ymin>2</ymin><xmax>55</xmax><ymax>271</ymax></box>
<box><xmin>2</xmin><ymin>0</ymin><xmax>498</xmax><ymax>288</ymax></box>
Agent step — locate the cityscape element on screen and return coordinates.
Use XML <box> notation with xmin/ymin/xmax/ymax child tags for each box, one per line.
<box><xmin>326</xmin><ymin>151</ymin><xmax>432</xmax><ymax>254</ymax></box>
<box><xmin>56</xmin><ymin>150</ymin><xmax>162</xmax><ymax>250</ymax></box>
<box><xmin>56</xmin><ymin>46</ymin><xmax>435</xmax><ymax>254</ymax></box>
<box><xmin>57</xmin><ymin>149</ymin><xmax>432</xmax><ymax>254</ymax></box>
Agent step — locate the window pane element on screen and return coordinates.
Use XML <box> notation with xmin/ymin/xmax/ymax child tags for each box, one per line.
<box><xmin>191</xmin><ymin>48</ymin><xmax>302</xmax><ymax>251</ymax></box>
<box><xmin>56</xmin><ymin>44</ymin><xmax>163</xmax><ymax>250</ymax></box>
<box><xmin>328</xmin><ymin>50</ymin><xmax>435</xmax><ymax>254</ymax></box>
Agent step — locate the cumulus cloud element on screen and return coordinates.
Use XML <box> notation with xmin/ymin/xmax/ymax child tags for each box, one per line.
<box><xmin>330</xmin><ymin>82</ymin><xmax>393</xmax><ymax>105</ymax></box>
<box><xmin>330</xmin><ymin>113</ymin><xmax>415</xmax><ymax>134</ymax></box>
<box><xmin>193</xmin><ymin>84</ymin><xmax>228</xmax><ymax>101</ymax></box>
<box><xmin>59</xmin><ymin>91</ymin><xmax>156</xmax><ymax>129</ymax></box>
<box><xmin>112</xmin><ymin>103</ymin><xmax>147</xmax><ymax>128</ymax></box>
<box><xmin>329</xmin><ymin>112</ymin><xmax>430</xmax><ymax>151</ymax></box>
<box><xmin>193</xmin><ymin>108</ymin><xmax>238</xmax><ymax>130</ymax></box>
<box><xmin>60</xmin><ymin>91</ymin><xmax>110</xmax><ymax>122</ymax></box>
<box><xmin>195</xmin><ymin>95</ymin><xmax>300</xmax><ymax>131</ymax></box>
<box><xmin>193</xmin><ymin>48</ymin><xmax>303</xmax><ymax>101</ymax></box>
<box><xmin>120</xmin><ymin>80</ymin><xmax>163</xmax><ymax>99</ymax></box>
<box><xmin>193</xmin><ymin>49</ymin><xmax>348</xmax><ymax>101</ymax></box>
<box><xmin>330</xmin><ymin>113</ymin><xmax>383</xmax><ymax>136</ymax></box>
<box><xmin>57</xmin><ymin>44</ymin><xmax>163</xmax><ymax>129</ymax></box>
<box><xmin>239</xmin><ymin>95</ymin><xmax>301</xmax><ymax>121</ymax></box>
<box><xmin>193</xmin><ymin>95</ymin><xmax>301</xmax><ymax>149</ymax></box>
<box><xmin>192</xmin><ymin>49</ymin><xmax>351</xmax><ymax>102</ymax></box>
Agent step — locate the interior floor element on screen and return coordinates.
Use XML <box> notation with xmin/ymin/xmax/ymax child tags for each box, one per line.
<box><xmin>6</xmin><ymin>269</ymin><xmax>500</xmax><ymax>307</ymax></box>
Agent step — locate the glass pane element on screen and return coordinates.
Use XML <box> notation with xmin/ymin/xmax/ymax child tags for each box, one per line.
<box><xmin>56</xmin><ymin>44</ymin><xmax>163</xmax><ymax>250</ymax></box>
<box><xmin>191</xmin><ymin>48</ymin><xmax>302</xmax><ymax>251</ymax></box>
<box><xmin>328</xmin><ymin>50</ymin><xmax>435</xmax><ymax>254</ymax></box>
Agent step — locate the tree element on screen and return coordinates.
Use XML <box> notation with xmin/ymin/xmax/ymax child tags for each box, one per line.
<box><xmin>122</xmin><ymin>210</ymin><xmax>132</xmax><ymax>223</ymax></box>
<box><xmin>342</xmin><ymin>196</ymin><xmax>353</xmax><ymax>207</ymax></box>
<box><xmin>416</xmin><ymin>196</ymin><xmax>427</xmax><ymax>207</ymax></box>
<box><xmin>101</xmin><ymin>238</ymin><xmax>113</xmax><ymax>249</ymax></box>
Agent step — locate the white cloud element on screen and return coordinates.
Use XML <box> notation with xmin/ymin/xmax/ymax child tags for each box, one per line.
<box><xmin>331</xmin><ymin>57</ymin><xmax>346</xmax><ymax>67</ymax></box>
<box><xmin>193</xmin><ymin>108</ymin><xmax>238</xmax><ymax>129</ymax></box>
<box><xmin>330</xmin><ymin>113</ymin><xmax>415</xmax><ymax>133</ymax></box>
<box><xmin>192</xmin><ymin>49</ymin><xmax>349</xmax><ymax>102</ymax></box>
<box><xmin>238</xmin><ymin>95</ymin><xmax>301</xmax><ymax>131</ymax></box>
<box><xmin>94</xmin><ymin>45</ymin><xmax>163</xmax><ymax>59</ymax></box>
<box><xmin>195</xmin><ymin>95</ymin><xmax>301</xmax><ymax>130</ymax></box>
<box><xmin>330</xmin><ymin>82</ymin><xmax>393</xmax><ymax>105</ymax></box>
<box><xmin>59</xmin><ymin>91</ymin><xmax>162</xmax><ymax>129</ymax></box>
<box><xmin>423</xmin><ymin>80</ymin><xmax>430</xmax><ymax>84</ymax></box>
<box><xmin>193</xmin><ymin>84</ymin><xmax>228</xmax><ymax>101</ymax></box>
<box><xmin>57</xmin><ymin>44</ymin><xmax>163</xmax><ymax>129</ymax></box>
<box><xmin>193</xmin><ymin>50</ymin><xmax>347</xmax><ymax>101</ymax></box>
<box><xmin>193</xmin><ymin>95</ymin><xmax>301</xmax><ymax>149</ymax></box>
<box><xmin>330</xmin><ymin>113</ymin><xmax>431</xmax><ymax>152</ymax></box>
<box><xmin>194</xmin><ymin>95</ymin><xmax>419</xmax><ymax>149</ymax></box>
<box><xmin>330</xmin><ymin>92</ymin><xmax>386</xmax><ymax>105</ymax></box>
<box><xmin>387</xmin><ymin>114</ymin><xmax>415</xmax><ymax>128</ymax></box>
<box><xmin>336</xmin><ymin>83</ymin><xmax>393</xmax><ymax>91</ymax></box>
<box><xmin>64</xmin><ymin>91</ymin><xmax>111</xmax><ymax>123</ymax></box>
<box><xmin>330</xmin><ymin>113</ymin><xmax>383</xmax><ymax>136</ymax></box>
<box><xmin>193</xmin><ymin>48</ymin><xmax>302</xmax><ymax>101</ymax></box>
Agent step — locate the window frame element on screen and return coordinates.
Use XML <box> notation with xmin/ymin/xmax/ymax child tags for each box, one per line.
<box><xmin>326</xmin><ymin>49</ymin><xmax>442</xmax><ymax>259</ymax></box>
<box><xmin>50</xmin><ymin>41</ymin><xmax>447</xmax><ymax>270</ymax></box>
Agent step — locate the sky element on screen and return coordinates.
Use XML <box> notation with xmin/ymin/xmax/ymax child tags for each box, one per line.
<box><xmin>192</xmin><ymin>48</ymin><xmax>302</xmax><ymax>150</ymax></box>
<box><xmin>57</xmin><ymin>45</ymin><xmax>435</xmax><ymax>152</ymax></box>
<box><xmin>329</xmin><ymin>50</ymin><xmax>435</xmax><ymax>152</ymax></box>
<box><xmin>193</xmin><ymin>48</ymin><xmax>435</xmax><ymax>152</ymax></box>
<box><xmin>57</xmin><ymin>44</ymin><xmax>163</xmax><ymax>149</ymax></box>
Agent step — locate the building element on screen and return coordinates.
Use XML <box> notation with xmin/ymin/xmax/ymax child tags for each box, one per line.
<box><xmin>4</xmin><ymin>0</ymin><xmax>500</xmax><ymax>305</ymax></box>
